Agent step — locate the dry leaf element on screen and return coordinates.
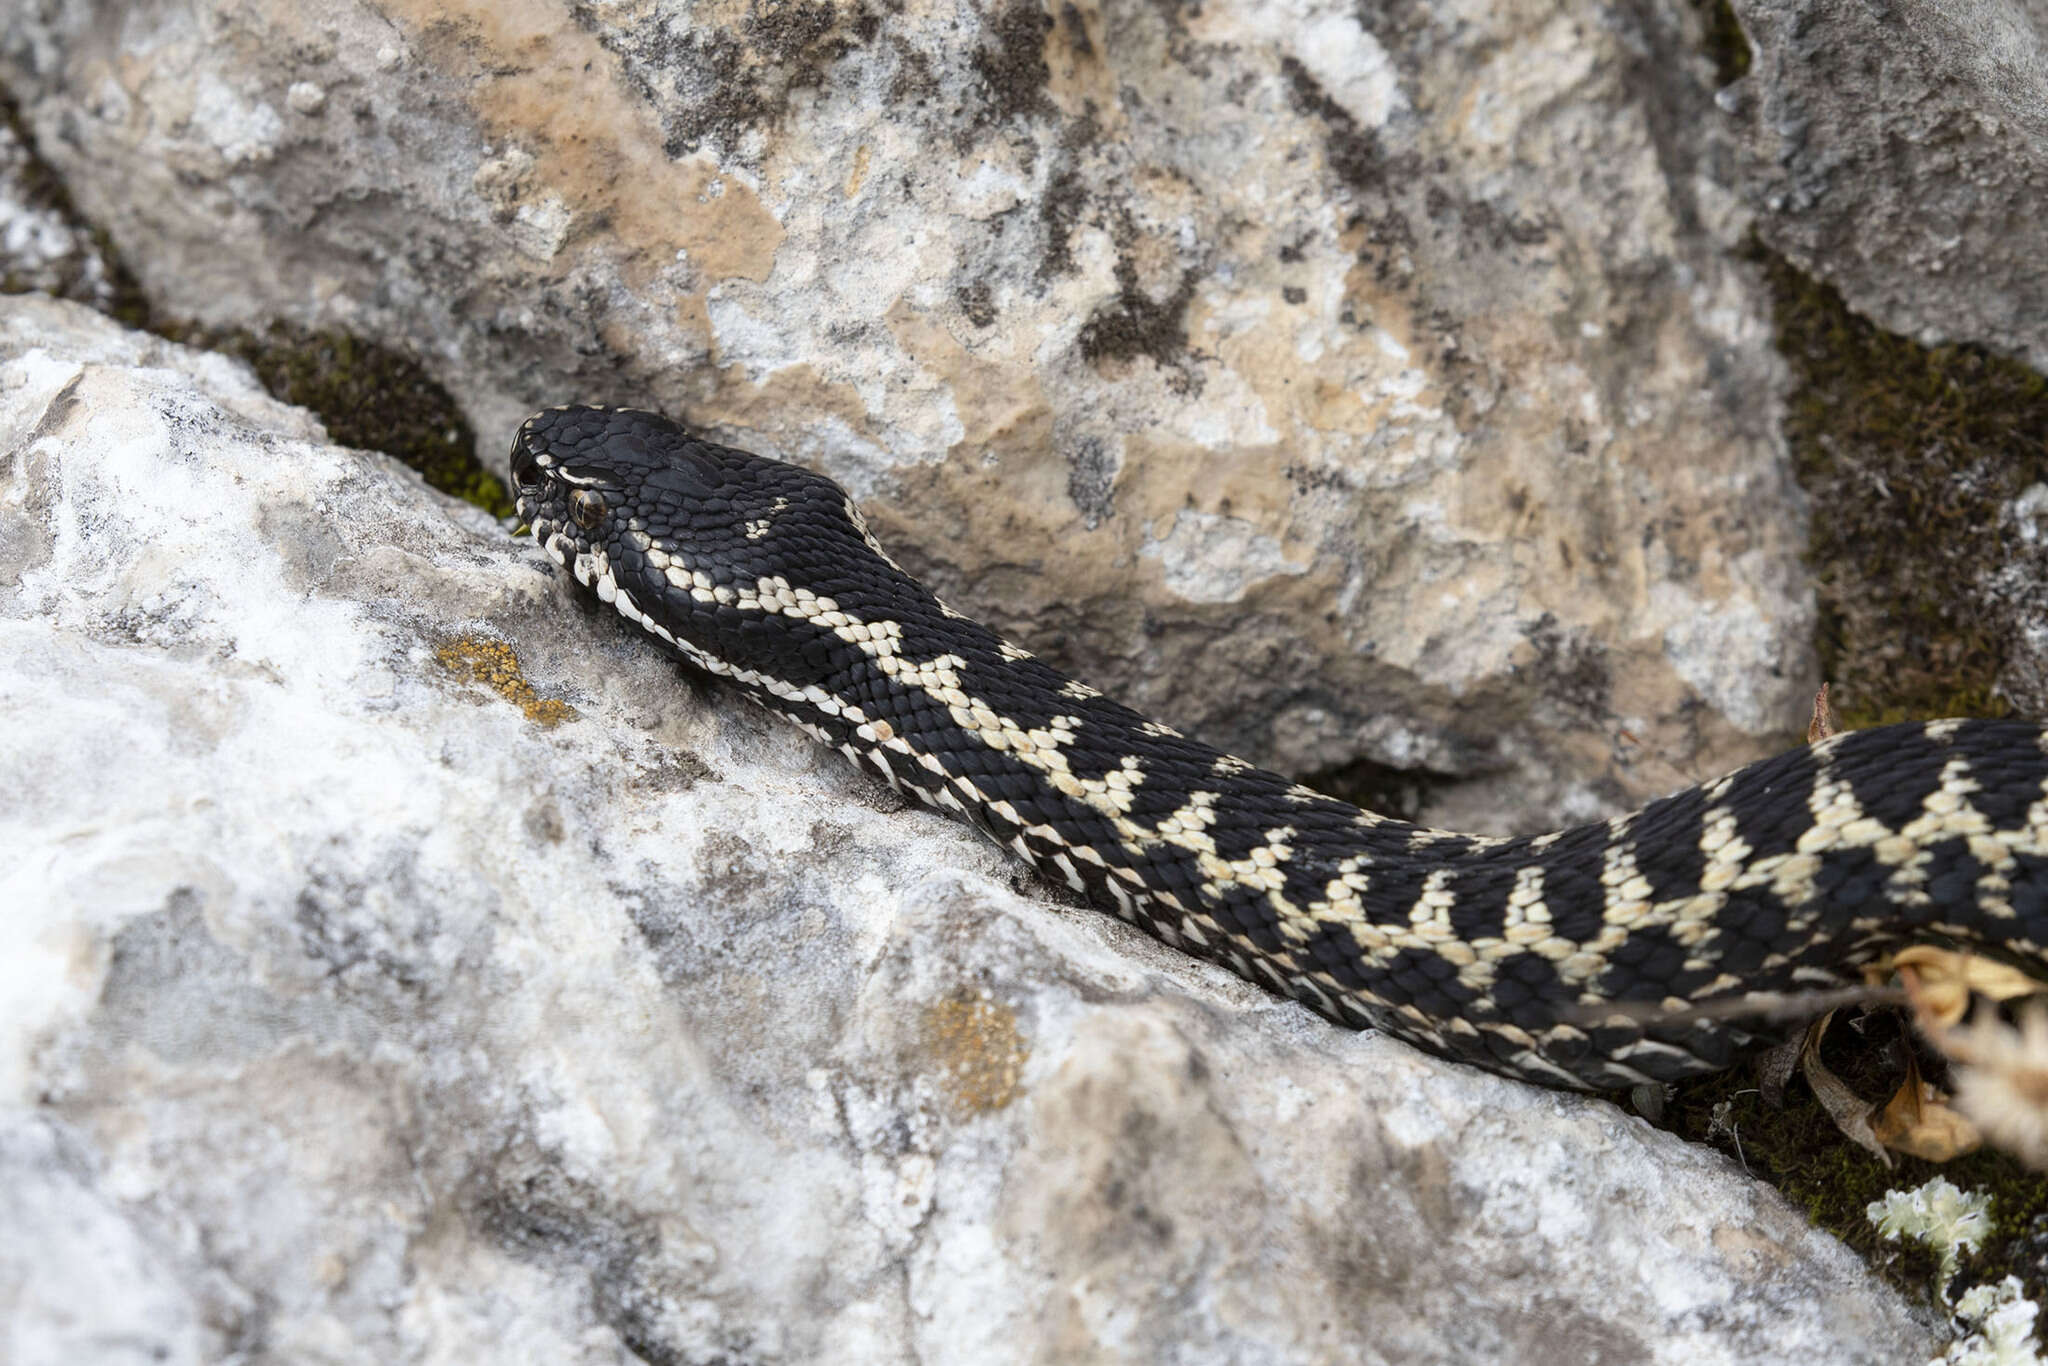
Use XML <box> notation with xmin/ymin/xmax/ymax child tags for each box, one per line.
<box><xmin>1758</xmin><ymin>1032</ymin><xmax>1805</xmax><ymax>1109</ymax></box>
<box><xmin>1800</xmin><ymin>1010</ymin><xmax>1892</xmax><ymax>1166</ymax></box>
<box><xmin>1857</xmin><ymin>942</ymin><xmax>2048</xmax><ymax>1166</ymax></box>
<box><xmin>1870</xmin><ymin>1056</ymin><xmax>1983</xmax><ymax>1163</ymax></box>
<box><xmin>1884</xmin><ymin>946</ymin><xmax>2048</xmax><ymax>1027</ymax></box>
<box><xmin>1808</xmin><ymin>683</ymin><xmax>1838</xmax><ymax>744</ymax></box>
<box><xmin>1923</xmin><ymin>1003</ymin><xmax>2048</xmax><ymax>1171</ymax></box>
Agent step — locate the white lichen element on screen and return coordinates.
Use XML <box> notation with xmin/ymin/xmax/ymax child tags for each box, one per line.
<box><xmin>1868</xmin><ymin>1176</ymin><xmax>1994</xmax><ymax>1298</ymax></box>
<box><xmin>1933</xmin><ymin>1277</ymin><xmax>2045</xmax><ymax>1366</ymax></box>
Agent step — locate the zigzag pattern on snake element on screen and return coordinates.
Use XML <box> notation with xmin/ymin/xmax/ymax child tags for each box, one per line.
<box><xmin>510</xmin><ymin>404</ymin><xmax>2048</xmax><ymax>1091</ymax></box>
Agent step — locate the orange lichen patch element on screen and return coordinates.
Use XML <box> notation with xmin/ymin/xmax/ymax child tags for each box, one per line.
<box><xmin>1202</xmin><ymin>280</ymin><xmax>1433</xmax><ymax>442</ymax></box>
<box><xmin>843</xmin><ymin>143</ymin><xmax>872</xmax><ymax>199</ymax></box>
<box><xmin>1042</xmin><ymin>1</ymin><xmax>1121</xmax><ymax>125</ymax></box>
<box><xmin>434</xmin><ymin>634</ymin><xmax>577</xmax><ymax>727</ymax></box>
<box><xmin>699</xmin><ymin>361</ymin><xmax>884</xmax><ymax>455</ymax></box>
<box><xmin>886</xmin><ymin>300</ymin><xmax>1055</xmax><ymax>457</ymax></box>
<box><xmin>380</xmin><ymin>0</ymin><xmax>782</xmax><ymax>285</ymax></box>
<box><xmin>921</xmin><ymin>994</ymin><xmax>1029</xmax><ymax>1115</ymax></box>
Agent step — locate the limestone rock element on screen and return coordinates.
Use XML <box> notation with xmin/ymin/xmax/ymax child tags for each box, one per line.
<box><xmin>0</xmin><ymin>102</ymin><xmax>116</xmax><ymax>310</ymax></box>
<box><xmin>1</xmin><ymin>0</ymin><xmax>1813</xmax><ymax>835</ymax></box>
<box><xmin>0</xmin><ymin>294</ymin><xmax>1934</xmax><ymax>1364</ymax></box>
<box><xmin>1725</xmin><ymin>0</ymin><xmax>2048</xmax><ymax>368</ymax></box>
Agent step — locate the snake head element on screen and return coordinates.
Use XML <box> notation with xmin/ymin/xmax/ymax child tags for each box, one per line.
<box><xmin>510</xmin><ymin>404</ymin><xmax>918</xmax><ymax>688</ymax></box>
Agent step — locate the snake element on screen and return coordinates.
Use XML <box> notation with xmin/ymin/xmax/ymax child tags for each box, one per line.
<box><xmin>510</xmin><ymin>404</ymin><xmax>2048</xmax><ymax>1091</ymax></box>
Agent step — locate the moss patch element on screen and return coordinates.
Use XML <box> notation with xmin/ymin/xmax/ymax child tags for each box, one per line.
<box><xmin>1692</xmin><ymin>0</ymin><xmax>1752</xmax><ymax>87</ymax></box>
<box><xmin>1662</xmin><ymin>1023</ymin><xmax>2048</xmax><ymax>1310</ymax></box>
<box><xmin>193</xmin><ymin>322</ymin><xmax>513</xmax><ymax>518</ymax></box>
<box><xmin>1765</xmin><ymin>251</ymin><xmax>2048</xmax><ymax>726</ymax></box>
<box><xmin>1696</xmin><ymin>245</ymin><xmax>2048</xmax><ymax>1315</ymax></box>
<box><xmin>1679</xmin><ymin>0</ymin><xmax>2048</xmax><ymax>1322</ymax></box>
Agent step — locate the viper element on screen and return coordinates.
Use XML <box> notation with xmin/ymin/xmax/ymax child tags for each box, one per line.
<box><xmin>511</xmin><ymin>404</ymin><xmax>2048</xmax><ymax>1091</ymax></box>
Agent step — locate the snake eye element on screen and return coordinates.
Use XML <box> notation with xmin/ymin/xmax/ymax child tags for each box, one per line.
<box><xmin>571</xmin><ymin>489</ymin><xmax>607</xmax><ymax>530</ymax></box>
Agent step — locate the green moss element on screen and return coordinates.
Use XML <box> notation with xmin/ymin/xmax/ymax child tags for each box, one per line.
<box><xmin>1684</xmin><ymin>238</ymin><xmax>2048</xmax><ymax>1291</ymax></box>
<box><xmin>1687</xmin><ymin>0</ymin><xmax>1753</xmax><ymax>87</ymax></box>
<box><xmin>1763</xmin><ymin>251</ymin><xmax>2048</xmax><ymax>726</ymax></box>
<box><xmin>191</xmin><ymin>322</ymin><xmax>513</xmax><ymax>518</ymax></box>
<box><xmin>1663</xmin><ymin>1024</ymin><xmax>2048</xmax><ymax>1311</ymax></box>
<box><xmin>1693</xmin><ymin>0</ymin><xmax>1752</xmax><ymax>87</ymax></box>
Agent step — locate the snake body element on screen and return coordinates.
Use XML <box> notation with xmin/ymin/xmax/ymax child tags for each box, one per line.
<box><xmin>512</xmin><ymin>405</ymin><xmax>2048</xmax><ymax>1090</ymax></box>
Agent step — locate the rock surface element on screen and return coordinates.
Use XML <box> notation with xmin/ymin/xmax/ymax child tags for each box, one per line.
<box><xmin>0</xmin><ymin>296</ymin><xmax>1935</xmax><ymax>1363</ymax></box>
<box><xmin>0</xmin><ymin>0</ymin><xmax>1814</xmax><ymax>836</ymax></box>
<box><xmin>0</xmin><ymin>107</ymin><xmax>115</xmax><ymax>310</ymax></box>
<box><xmin>1727</xmin><ymin>0</ymin><xmax>2048</xmax><ymax>369</ymax></box>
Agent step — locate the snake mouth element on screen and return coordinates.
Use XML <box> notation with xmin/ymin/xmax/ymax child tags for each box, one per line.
<box><xmin>534</xmin><ymin>521</ymin><xmax>604</xmax><ymax>592</ymax></box>
<box><xmin>526</xmin><ymin>516</ymin><xmax>568</xmax><ymax>568</ymax></box>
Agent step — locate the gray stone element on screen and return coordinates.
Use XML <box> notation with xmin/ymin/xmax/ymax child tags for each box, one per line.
<box><xmin>1</xmin><ymin>0</ymin><xmax>1814</xmax><ymax>837</ymax></box>
<box><xmin>1985</xmin><ymin>482</ymin><xmax>2048</xmax><ymax>715</ymax></box>
<box><xmin>0</xmin><ymin>294</ymin><xmax>1934</xmax><ymax>1364</ymax></box>
<box><xmin>1725</xmin><ymin>0</ymin><xmax>2048</xmax><ymax>367</ymax></box>
<box><xmin>0</xmin><ymin>105</ymin><xmax>115</xmax><ymax>310</ymax></box>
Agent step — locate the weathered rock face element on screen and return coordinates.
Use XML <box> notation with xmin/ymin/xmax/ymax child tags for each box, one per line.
<box><xmin>0</xmin><ymin>296</ymin><xmax>1931</xmax><ymax>1364</ymax></box>
<box><xmin>1726</xmin><ymin>0</ymin><xmax>2048</xmax><ymax>369</ymax></box>
<box><xmin>0</xmin><ymin>108</ymin><xmax>114</xmax><ymax>309</ymax></box>
<box><xmin>0</xmin><ymin>0</ymin><xmax>1813</xmax><ymax>835</ymax></box>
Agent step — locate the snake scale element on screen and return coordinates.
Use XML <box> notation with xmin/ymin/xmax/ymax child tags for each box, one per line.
<box><xmin>512</xmin><ymin>404</ymin><xmax>2048</xmax><ymax>1091</ymax></box>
